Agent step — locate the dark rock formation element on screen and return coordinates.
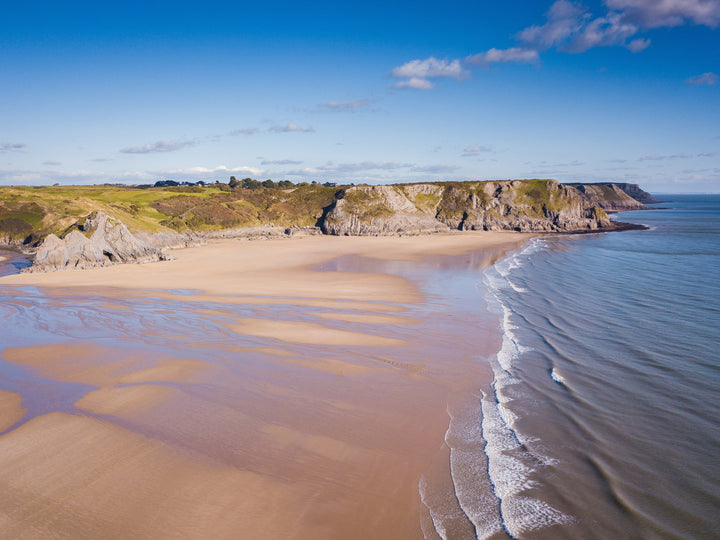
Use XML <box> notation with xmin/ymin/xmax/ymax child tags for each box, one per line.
<box><xmin>24</xmin><ymin>212</ymin><xmax>169</xmax><ymax>272</ymax></box>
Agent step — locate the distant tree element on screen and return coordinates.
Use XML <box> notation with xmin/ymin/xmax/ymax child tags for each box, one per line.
<box><xmin>154</xmin><ymin>180</ymin><xmax>179</xmax><ymax>188</ymax></box>
<box><xmin>262</xmin><ymin>179</ymin><xmax>276</xmax><ymax>189</ymax></box>
<box><xmin>322</xmin><ymin>182</ymin><xmax>336</xmax><ymax>187</ymax></box>
<box><xmin>297</xmin><ymin>182</ymin><xmax>309</xmax><ymax>188</ymax></box>
<box><xmin>241</xmin><ymin>178</ymin><xmax>261</xmax><ymax>189</ymax></box>
<box><xmin>228</xmin><ymin>176</ymin><xmax>241</xmax><ymax>189</ymax></box>
<box><xmin>277</xmin><ymin>180</ymin><xmax>294</xmax><ymax>189</ymax></box>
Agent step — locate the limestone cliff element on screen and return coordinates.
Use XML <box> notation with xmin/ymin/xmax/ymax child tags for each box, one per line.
<box><xmin>321</xmin><ymin>184</ymin><xmax>449</xmax><ymax>235</ymax></box>
<box><xmin>18</xmin><ymin>179</ymin><xmax>651</xmax><ymax>272</ymax></box>
<box><xmin>566</xmin><ymin>182</ymin><xmax>655</xmax><ymax>211</ymax></box>
<box><xmin>321</xmin><ymin>180</ymin><xmax>614</xmax><ymax>235</ymax></box>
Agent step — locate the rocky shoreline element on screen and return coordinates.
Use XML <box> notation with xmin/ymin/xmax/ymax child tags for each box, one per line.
<box><xmin>3</xmin><ymin>180</ymin><xmax>656</xmax><ymax>273</ymax></box>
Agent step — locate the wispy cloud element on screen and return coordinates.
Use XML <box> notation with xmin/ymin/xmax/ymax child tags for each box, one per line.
<box><xmin>392</xmin><ymin>77</ymin><xmax>435</xmax><ymax>90</ymax></box>
<box><xmin>260</xmin><ymin>159</ymin><xmax>303</xmax><ymax>166</ymax></box>
<box><xmin>518</xmin><ymin>0</ymin><xmax>720</xmax><ymax>54</ymax></box>
<box><xmin>230</xmin><ymin>127</ymin><xmax>260</xmax><ymax>136</ymax></box>
<box><xmin>389</xmin><ymin>0</ymin><xmax>719</xmax><ymax>93</ymax></box>
<box><xmin>462</xmin><ymin>145</ymin><xmax>494</xmax><ymax>157</ymax></box>
<box><xmin>42</xmin><ymin>160</ymin><xmax>62</xmax><ymax>166</ymax></box>
<box><xmin>390</xmin><ymin>57</ymin><xmax>468</xmax><ymax>90</ymax></box>
<box><xmin>411</xmin><ymin>164</ymin><xmax>460</xmax><ymax>174</ymax></box>
<box><xmin>318</xmin><ymin>99</ymin><xmax>373</xmax><ymax>112</ymax></box>
<box><xmin>466</xmin><ymin>47</ymin><xmax>540</xmax><ymax>66</ymax></box>
<box><xmin>287</xmin><ymin>161</ymin><xmax>413</xmax><ymax>175</ymax></box>
<box><xmin>687</xmin><ymin>72</ymin><xmax>718</xmax><ymax>85</ymax></box>
<box><xmin>269</xmin><ymin>123</ymin><xmax>315</xmax><ymax>133</ymax></box>
<box><xmin>517</xmin><ymin>0</ymin><xmax>643</xmax><ymax>53</ymax></box>
<box><xmin>1</xmin><ymin>142</ymin><xmax>26</xmax><ymax>153</ymax></box>
<box><xmin>640</xmin><ymin>152</ymin><xmax>714</xmax><ymax>161</ymax></box>
<box><xmin>160</xmin><ymin>165</ymin><xmax>265</xmax><ymax>177</ymax></box>
<box><xmin>606</xmin><ymin>0</ymin><xmax>720</xmax><ymax>28</ymax></box>
<box><xmin>120</xmin><ymin>140</ymin><xmax>196</xmax><ymax>154</ymax></box>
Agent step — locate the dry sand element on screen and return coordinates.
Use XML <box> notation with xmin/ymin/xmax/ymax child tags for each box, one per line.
<box><xmin>0</xmin><ymin>231</ymin><xmax>530</xmax><ymax>539</ymax></box>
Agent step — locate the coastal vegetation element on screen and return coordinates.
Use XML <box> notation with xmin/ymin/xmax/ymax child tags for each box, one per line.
<box><xmin>0</xmin><ymin>179</ymin><xmax>651</xmax><ymax>248</ymax></box>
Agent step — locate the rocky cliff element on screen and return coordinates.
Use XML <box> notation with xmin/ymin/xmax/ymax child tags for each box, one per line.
<box><xmin>24</xmin><ymin>212</ymin><xmax>169</xmax><ymax>273</ymax></box>
<box><xmin>321</xmin><ymin>180</ymin><xmax>615</xmax><ymax>235</ymax></box>
<box><xmin>16</xmin><ymin>179</ymin><xmax>651</xmax><ymax>272</ymax></box>
<box><xmin>565</xmin><ymin>182</ymin><xmax>656</xmax><ymax>211</ymax></box>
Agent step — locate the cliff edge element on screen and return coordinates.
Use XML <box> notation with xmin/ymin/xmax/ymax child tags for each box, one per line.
<box><xmin>322</xmin><ymin>180</ymin><xmax>615</xmax><ymax>235</ymax></box>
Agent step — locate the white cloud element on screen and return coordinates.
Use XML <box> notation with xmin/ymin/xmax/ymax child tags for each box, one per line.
<box><xmin>269</xmin><ymin>123</ymin><xmax>315</xmax><ymax>133</ymax></box>
<box><xmin>466</xmin><ymin>47</ymin><xmax>540</xmax><ymax>66</ymax></box>
<box><xmin>687</xmin><ymin>72</ymin><xmax>719</xmax><ymax>85</ymax></box>
<box><xmin>391</xmin><ymin>57</ymin><xmax>467</xmax><ymax>79</ymax></box>
<box><xmin>42</xmin><ymin>160</ymin><xmax>62</xmax><ymax>166</ymax></box>
<box><xmin>462</xmin><ymin>145</ymin><xmax>494</xmax><ymax>156</ymax></box>
<box><xmin>517</xmin><ymin>0</ymin><xmax>589</xmax><ymax>50</ymax></box>
<box><xmin>698</xmin><ymin>152</ymin><xmax>716</xmax><ymax>157</ymax></box>
<box><xmin>606</xmin><ymin>0</ymin><xmax>720</xmax><ymax>28</ymax></box>
<box><xmin>390</xmin><ymin>57</ymin><xmax>468</xmax><ymax>90</ymax></box>
<box><xmin>391</xmin><ymin>77</ymin><xmax>435</xmax><ymax>90</ymax></box>
<box><xmin>1</xmin><ymin>142</ymin><xmax>26</xmax><ymax>153</ymax></box>
<box><xmin>318</xmin><ymin>99</ymin><xmax>373</xmax><ymax>112</ymax></box>
<box><xmin>120</xmin><ymin>140</ymin><xmax>196</xmax><ymax>154</ymax></box>
<box><xmin>627</xmin><ymin>37</ymin><xmax>651</xmax><ymax>51</ymax></box>
<box><xmin>518</xmin><ymin>1</ymin><xmax>644</xmax><ymax>53</ymax></box>
<box><xmin>670</xmin><ymin>153</ymin><xmax>693</xmax><ymax>159</ymax></box>
<box><xmin>639</xmin><ymin>154</ymin><xmax>666</xmax><ymax>161</ymax></box>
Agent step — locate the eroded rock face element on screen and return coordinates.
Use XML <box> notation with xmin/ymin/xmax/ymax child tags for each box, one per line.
<box><xmin>321</xmin><ymin>185</ymin><xmax>450</xmax><ymax>236</ymax></box>
<box><xmin>321</xmin><ymin>180</ymin><xmax>614</xmax><ymax>235</ymax></box>
<box><xmin>25</xmin><ymin>212</ymin><xmax>168</xmax><ymax>273</ymax></box>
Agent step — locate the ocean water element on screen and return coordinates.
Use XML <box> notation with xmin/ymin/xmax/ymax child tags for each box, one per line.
<box><xmin>426</xmin><ymin>195</ymin><xmax>720</xmax><ymax>539</ymax></box>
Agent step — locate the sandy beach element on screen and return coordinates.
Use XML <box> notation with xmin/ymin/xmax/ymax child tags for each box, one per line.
<box><xmin>0</xmin><ymin>231</ymin><xmax>529</xmax><ymax>539</ymax></box>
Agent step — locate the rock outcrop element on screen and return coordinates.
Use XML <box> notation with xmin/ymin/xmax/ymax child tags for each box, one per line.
<box><xmin>24</xmin><ymin>212</ymin><xmax>169</xmax><ymax>273</ymax></box>
<box><xmin>321</xmin><ymin>184</ymin><xmax>450</xmax><ymax>235</ymax></box>
<box><xmin>566</xmin><ymin>183</ymin><xmax>651</xmax><ymax>211</ymax></box>
<box><xmin>321</xmin><ymin>180</ymin><xmax>614</xmax><ymax>235</ymax></box>
<box><xmin>609</xmin><ymin>183</ymin><xmax>660</xmax><ymax>204</ymax></box>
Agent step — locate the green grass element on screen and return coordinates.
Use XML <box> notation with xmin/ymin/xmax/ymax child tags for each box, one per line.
<box><xmin>0</xmin><ymin>179</ymin><xmax>607</xmax><ymax>243</ymax></box>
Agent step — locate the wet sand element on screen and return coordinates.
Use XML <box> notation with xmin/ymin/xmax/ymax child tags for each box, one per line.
<box><xmin>0</xmin><ymin>232</ymin><xmax>529</xmax><ymax>539</ymax></box>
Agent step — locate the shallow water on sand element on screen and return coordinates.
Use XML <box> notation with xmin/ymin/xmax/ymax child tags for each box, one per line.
<box><xmin>0</xmin><ymin>241</ymin><xmax>518</xmax><ymax>538</ymax></box>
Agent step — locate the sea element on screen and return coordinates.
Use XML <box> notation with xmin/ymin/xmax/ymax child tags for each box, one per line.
<box><xmin>422</xmin><ymin>194</ymin><xmax>720</xmax><ymax>539</ymax></box>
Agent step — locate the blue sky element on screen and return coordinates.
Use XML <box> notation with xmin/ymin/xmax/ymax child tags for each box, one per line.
<box><xmin>1</xmin><ymin>0</ymin><xmax>719</xmax><ymax>193</ymax></box>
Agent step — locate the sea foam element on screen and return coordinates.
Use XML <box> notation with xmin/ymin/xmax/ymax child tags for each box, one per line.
<box><xmin>478</xmin><ymin>241</ymin><xmax>573</xmax><ymax>538</ymax></box>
